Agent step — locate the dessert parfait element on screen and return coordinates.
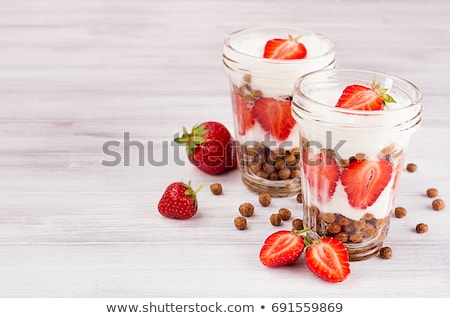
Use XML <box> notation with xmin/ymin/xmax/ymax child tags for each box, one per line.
<box><xmin>223</xmin><ymin>26</ymin><xmax>335</xmax><ymax>197</ymax></box>
<box><xmin>292</xmin><ymin>69</ymin><xmax>423</xmax><ymax>261</ymax></box>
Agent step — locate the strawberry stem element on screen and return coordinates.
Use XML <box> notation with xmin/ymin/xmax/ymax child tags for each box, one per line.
<box><xmin>371</xmin><ymin>75</ymin><xmax>396</xmax><ymax>109</ymax></box>
<box><xmin>288</xmin><ymin>34</ymin><xmax>302</xmax><ymax>42</ymax></box>
<box><xmin>174</xmin><ymin>124</ymin><xmax>209</xmax><ymax>156</ymax></box>
<box><xmin>292</xmin><ymin>227</ymin><xmax>320</xmax><ymax>247</ymax></box>
<box><xmin>183</xmin><ymin>181</ymin><xmax>203</xmax><ymax>209</ymax></box>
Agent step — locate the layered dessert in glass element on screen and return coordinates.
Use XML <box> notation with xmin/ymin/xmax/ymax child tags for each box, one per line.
<box><xmin>292</xmin><ymin>69</ymin><xmax>423</xmax><ymax>260</ymax></box>
<box><xmin>223</xmin><ymin>26</ymin><xmax>335</xmax><ymax>196</ymax></box>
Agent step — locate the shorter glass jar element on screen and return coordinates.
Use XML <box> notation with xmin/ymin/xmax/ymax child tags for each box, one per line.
<box><xmin>292</xmin><ymin>69</ymin><xmax>423</xmax><ymax>260</ymax></box>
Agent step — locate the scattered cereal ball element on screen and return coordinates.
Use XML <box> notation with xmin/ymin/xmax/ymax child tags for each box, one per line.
<box><xmin>415</xmin><ymin>223</ymin><xmax>429</xmax><ymax>234</ymax></box>
<box><xmin>326</xmin><ymin>223</ymin><xmax>341</xmax><ymax>235</ymax></box>
<box><xmin>238</xmin><ymin>202</ymin><xmax>254</xmax><ymax>217</ymax></box>
<box><xmin>432</xmin><ymin>198</ymin><xmax>445</xmax><ymax>211</ymax></box>
<box><xmin>379</xmin><ymin>246</ymin><xmax>393</xmax><ymax>259</ymax></box>
<box><xmin>270</xmin><ymin>213</ymin><xmax>282</xmax><ymax>226</ymax></box>
<box><xmin>335</xmin><ymin>232</ymin><xmax>348</xmax><ymax>243</ymax></box>
<box><xmin>292</xmin><ymin>218</ymin><xmax>304</xmax><ymax>230</ymax></box>
<box><xmin>278</xmin><ymin>208</ymin><xmax>292</xmax><ymax>221</ymax></box>
<box><xmin>426</xmin><ymin>188</ymin><xmax>439</xmax><ymax>198</ymax></box>
<box><xmin>406</xmin><ymin>163</ymin><xmax>417</xmax><ymax>172</ymax></box>
<box><xmin>259</xmin><ymin>193</ymin><xmax>271</xmax><ymax>207</ymax></box>
<box><xmin>234</xmin><ymin>216</ymin><xmax>247</xmax><ymax>230</ymax></box>
<box><xmin>394</xmin><ymin>207</ymin><xmax>407</xmax><ymax>218</ymax></box>
<box><xmin>296</xmin><ymin>192</ymin><xmax>303</xmax><ymax>204</ymax></box>
<box><xmin>210</xmin><ymin>183</ymin><xmax>223</xmax><ymax>195</ymax></box>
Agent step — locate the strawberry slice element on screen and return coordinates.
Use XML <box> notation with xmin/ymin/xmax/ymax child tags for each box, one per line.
<box><xmin>341</xmin><ymin>159</ymin><xmax>393</xmax><ymax>209</ymax></box>
<box><xmin>303</xmin><ymin>150</ymin><xmax>340</xmax><ymax>203</ymax></box>
<box><xmin>336</xmin><ymin>78</ymin><xmax>396</xmax><ymax>110</ymax></box>
<box><xmin>252</xmin><ymin>97</ymin><xmax>296</xmax><ymax>140</ymax></box>
<box><xmin>305</xmin><ymin>237</ymin><xmax>350</xmax><ymax>283</ymax></box>
<box><xmin>232</xmin><ymin>92</ymin><xmax>255</xmax><ymax>135</ymax></box>
<box><xmin>259</xmin><ymin>230</ymin><xmax>305</xmax><ymax>267</ymax></box>
<box><xmin>263</xmin><ymin>35</ymin><xmax>307</xmax><ymax>59</ymax></box>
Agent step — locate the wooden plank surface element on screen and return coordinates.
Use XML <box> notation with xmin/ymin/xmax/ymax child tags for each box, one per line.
<box><xmin>0</xmin><ymin>0</ymin><xmax>449</xmax><ymax>297</ymax></box>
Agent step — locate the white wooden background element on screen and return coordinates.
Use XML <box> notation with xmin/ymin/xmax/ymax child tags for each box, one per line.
<box><xmin>0</xmin><ymin>0</ymin><xmax>449</xmax><ymax>298</ymax></box>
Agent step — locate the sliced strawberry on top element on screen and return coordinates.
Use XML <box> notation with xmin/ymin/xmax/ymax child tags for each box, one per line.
<box><xmin>341</xmin><ymin>159</ymin><xmax>393</xmax><ymax>209</ymax></box>
<box><xmin>303</xmin><ymin>150</ymin><xmax>340</xmax><ymax>203</ymax></box>
<box><xmin>259</xmin><ymin>230</ymin><xmax>305</xmax><ymax>267</ymax></box>
<box><xmin>336</xmin><ymin>78</ymin><xmax>396</xmax><ymax>110</ymax></box>
<box><xmin>263</xmin><ymin>35</ymin><xmax>307</xmax><ymax>60</ymax></box>
<box><xmin>232</xmin><ymin>92</ymin><xmax>255</xmax><ymax>135</ymax></box>
<box><xmin>252</xmin><ymin>97</ymin><xmax>296</xmax><ymax>141</ymax></box>
<box><xmin>305</xmin><ymin>237</ymin><xmax>350</xmax><ymax>283</ymax></box>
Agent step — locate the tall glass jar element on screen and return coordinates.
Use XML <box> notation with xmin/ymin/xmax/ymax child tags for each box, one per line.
<box><xmin>292</xmin><ymin>69</ymin><xmax>423</xmax><ymax>260</ymax></box>
<box><xmin>223</xmin><ymin>26</ymin><xmax>335</xmax><ymax>197</ymax></box>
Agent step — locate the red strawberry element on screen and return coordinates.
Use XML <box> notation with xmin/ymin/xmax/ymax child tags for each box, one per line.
<box><xmin>157</xmin><ymin>181</ymin><xmax>202</xmax><ymax>220</ymax></box>
<box><xmin>336</xmin><ymin>78</ymin><xmax>396</xmax><ymax>110</ymax></box>
<box><xmin>303</xmin><ymin>150</ymin><xmax>340</xmax><ymax>203</ymax></box>
<box><xmin>252</xmin><ymin>97</ymin><xmax>296</xmax><ymax>141</ymax></box>
<box><xmin>259</xmin><ymin>230</ymin><xmax>305</xmax><ymax>267</ymax></box>
<box><xmin>174</xmin><ymin>121</ymin><xmax>237</xmax><ymax>174</ymax></box>
<box><xmin>305</xmin><ymin>237</ymin><xmax>350</xmax><ymax>283</ymax></box>
<box><xmin>263</xmin><ymin>35</ymin><xmax>307</xmax><ymax>60</ymax></box>
<box><xmin>341</xmin><ymin>159</ymin><xmax>393</xmax><ymax>209</ymax></box>
<box><xmin>232</xmin><ymin>91</ymin><xmax>255</xmax><ymax>135</ymax></box>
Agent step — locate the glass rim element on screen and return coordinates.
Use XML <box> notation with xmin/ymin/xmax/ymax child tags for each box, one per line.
<box><xmin>293</xmin><ymin>68</ymin><xmax>423</xmax><ymax>114</ymax></box>
<box><xmin>223</xmin><ymin>25</ymin><xmax>336</xmax><ymax>64</ymax></box>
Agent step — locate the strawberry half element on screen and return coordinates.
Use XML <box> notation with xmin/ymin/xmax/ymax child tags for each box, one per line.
<box><xmin>341</xmin><ymin>159</ymin><xmax>393</xmax><ymax>209</ymax></box>
<box><xmin>259</xmin><ymin>230</ymin><xmax>305</xmax><ymax>267</ymax></box>
<box><xmin>263</xmin><ymin>35</ymin><xmax>307</xmax><ymax>60</ymax></box>
<box><xmin>157</xmin><ymin>181</ymin><xmax>202</xmax><ymax>220</ymax></box>
<box><xmin>303</xmin><ymin>150</ymin><xmax>340</xmax><ymax>203</ymax></box>
<box><xmin>252</xmin><ymin>97</ymin><xmax>296</xmax><ymax>141</ymax></box>
<box><xmin>232</xmin><ymin>91</ymin><xmax>255</xmax><ymax>135</ymax></box>
<box><xmin>336</xmin><ymin>78</ymin><xmax>396</xmax><ymax>110</ymax></box>
<box><xmin>305</xmin><ymin>237</ymin><xmax>350</xmax><ymax>283</ymax></box>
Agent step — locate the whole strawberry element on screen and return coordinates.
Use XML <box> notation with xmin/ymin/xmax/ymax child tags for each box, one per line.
<box><xmin>157</xmin><ymin>181</ymin><xmax>202</xmax><ymax>219</ymax></box>
<box><xmin>174</xmin><ymin>121</ymin><xmax>237</xmax><ymax>175</ymax></box>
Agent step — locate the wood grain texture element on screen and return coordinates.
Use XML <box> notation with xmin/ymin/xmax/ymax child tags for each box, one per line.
<box><xmin>0</xmin><ymin>0</ymin><xmax>449</xmax><ymax>297</ymax></box>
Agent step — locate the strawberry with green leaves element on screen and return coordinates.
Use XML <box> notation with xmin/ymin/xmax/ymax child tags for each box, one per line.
<box><xmin>252</xmin><ymin>97</ymin><xmax>297</xmax><ymax>141</ymax></box>
<box><xmin>336</xmin><ymin>77</ymin><xmax>396</xmax><ymax>110</ymax></box>
<box><xmin>157</xmin><ymin>181</ymin><xmax>202</xmax><ymax>220</ymax></box>
<box><xmin>174</xmin><ymin>121</ymin><xmax>237</xmax><ymax>175</ymax></box>
<box><xmin>341</xmin><ymin>158</ymin><xmax>393</xmax><ymax>209</ymax></box>
<box><xmin>263</xmin><ymin>35</ymin><xmax>307</xmax><ymax>60</ymax></box>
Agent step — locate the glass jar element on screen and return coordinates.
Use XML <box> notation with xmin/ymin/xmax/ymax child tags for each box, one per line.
<box><xmin>292</xmin><ymin>68</ymin><xmax>423</xmax><ymax>260</ymax></box>
<box><xmin>223</xmin><ymin>26</ymin><xmax>335</xmax><ymax>197</ymax></box>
